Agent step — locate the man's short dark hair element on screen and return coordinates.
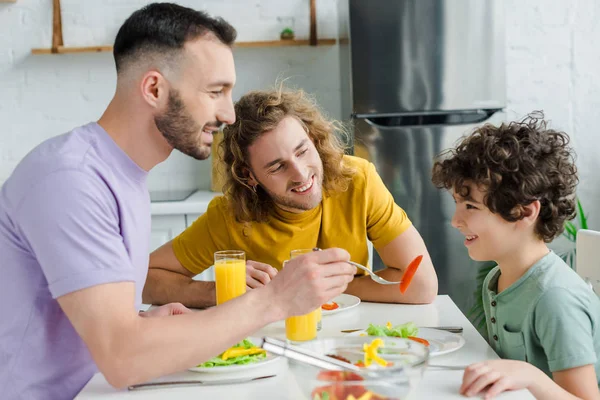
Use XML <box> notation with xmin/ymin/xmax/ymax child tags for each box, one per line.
<box><xmin>113</xmin><ymin>2</ymin><xmax>237</xmax><ymax>73</ymax></box>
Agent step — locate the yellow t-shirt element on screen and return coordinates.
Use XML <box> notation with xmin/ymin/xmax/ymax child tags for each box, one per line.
<box><xmin>173</xmin><ymin>156</ymin><xmax>412</xmax><ymax>274</ymax></box>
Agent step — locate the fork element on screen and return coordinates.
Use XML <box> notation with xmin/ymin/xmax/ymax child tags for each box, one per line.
<box><xmin>312</xmin><ymin>247</ymin><xmax>416</xmax><ymax>285</ymax></box>
<box><xmin>346</xmin><ymin>260</ymin><xmax>402</xmax><ymax>285</ymax></box>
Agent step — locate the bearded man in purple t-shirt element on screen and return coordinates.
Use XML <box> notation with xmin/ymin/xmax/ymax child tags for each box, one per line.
<box><xmin>0</xmin><ymin>3</ymin><xmax>356</xmax><ymax>399</ymax></box>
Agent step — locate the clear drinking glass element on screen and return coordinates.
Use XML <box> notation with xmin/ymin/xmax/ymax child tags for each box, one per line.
<box><xmin>285</xmin><ymin>249</ymin><xmax>321</xmax><ymax>341</ymax></box>
<box><xmin>214</xmin><ymin>250</ymin><xmax>246</xmax><ymax>305</ymax></box>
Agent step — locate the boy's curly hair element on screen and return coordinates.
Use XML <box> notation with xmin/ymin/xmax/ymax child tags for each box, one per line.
<box><xmin>431</xmin><ymin>112</ymin><xmax>578</xmax><ymax>242</ymax></box>
<box><xmin>221</xmin><ymin>88</ymin><xmax>355</xmax><ymax>223</ymax></box>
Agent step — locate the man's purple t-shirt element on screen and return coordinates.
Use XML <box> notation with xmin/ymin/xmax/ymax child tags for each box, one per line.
<box><xmin>0</xmin><ymin>122</ymin><xmax>151</xmax><ymax>399</ymax></box>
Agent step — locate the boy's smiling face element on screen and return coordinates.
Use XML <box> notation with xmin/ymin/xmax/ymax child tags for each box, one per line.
<box><xmin>450</xmin><ymin>182</ymin><xmax>520</xmax><ymax>262</ymax></box>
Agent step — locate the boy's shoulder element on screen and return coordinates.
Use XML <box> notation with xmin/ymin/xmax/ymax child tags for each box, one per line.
<box><xmin>527</xmin><ymin>251</ymin><xmax>600</xmax><ymax>314</ymax></box>
<box><xmin>483</xmin><ymin>251</ymin><xmax>593</xmax><ymax>304</ymax></box>
<box><xmin>532</xmin><ymin>251</ymin><xmax>589</xmax><ymax>292</ymax></box>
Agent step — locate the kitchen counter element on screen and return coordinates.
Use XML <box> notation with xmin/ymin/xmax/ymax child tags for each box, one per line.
<box><xmin>150</xmin><ymin>190</ymin><xmax>221</xmax><ymax>216</ymax></box>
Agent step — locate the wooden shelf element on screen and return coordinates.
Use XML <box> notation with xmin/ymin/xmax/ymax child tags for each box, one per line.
<box><xmin>32</xmin><ymin>0</ymin><xmax>332</xmax><ymax>55</ymax></box>
<box><xmin>236</xmin><ymin>38</ymin><xmax>336</xmax><ymax>48</ymax></box>
<box><xmin>31</xmin><ymin>39</ymin><xmax>337</xmax><ymax>55</ymax></box>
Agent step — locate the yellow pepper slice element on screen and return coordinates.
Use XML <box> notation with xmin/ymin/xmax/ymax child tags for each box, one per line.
<box><xmin>363</xmin><ymin>338</ymin><xmax>387</xmax><ymax>367</ymax></box>
<box><xmin>221</xmin><ymin>347</ymin><xmax>266</xmax><ymax>360</ymax></box>
<box><xmin>346</xmin><ymin>391</ymin><xmax>374</xmax><ymax>400</ymax></box>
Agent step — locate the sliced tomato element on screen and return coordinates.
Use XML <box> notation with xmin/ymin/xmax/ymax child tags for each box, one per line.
<box><xmin>399</xmin><ymin>255</ymin><xmax>423</xmax><ymax>293</ymax></box>
<box><xmin>407</xmin><ymin>336</ymin><xmax>430</xmax><ymax>346</ymax></box>
<box><xmin>322</xmin><ymin>302</ymin><xmax>340</xmax><ymax>311</ymax></box>
<box><xmin>341</xmin><ymin>384</ymin><xmax>368</xmax><ymax>399</ymax></box>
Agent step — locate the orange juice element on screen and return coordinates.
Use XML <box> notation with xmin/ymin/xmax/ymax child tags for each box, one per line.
<box><xmin>285</xmin><ymin>249</ymin><xmax>319</xmax><ymax>341</ymax></box>
<box><xmin>214</xmin><ymin>251</ymin><xmax>246</xmax><ymax>305</ymax></box>
<box><xmin>286</xmin><ymin>308</ymin><xmax>318</xmax><ymax>341</ymax></box>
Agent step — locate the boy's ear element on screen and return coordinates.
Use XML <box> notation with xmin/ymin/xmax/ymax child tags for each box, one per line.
<box><xmin>520</xmin><ymin>200</ymin><xmax>542</xmax><ymax>225</ymax></box>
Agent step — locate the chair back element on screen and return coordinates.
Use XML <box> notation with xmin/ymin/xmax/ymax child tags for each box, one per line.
<box><xmin>576</xmin><ymin>229</ymin><xmax>600</xmax><ymax>294</ymax></box>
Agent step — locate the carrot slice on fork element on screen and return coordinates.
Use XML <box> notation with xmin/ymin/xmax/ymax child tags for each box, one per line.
<box><xmin>399</xmin><ymin>255</ymin><xmax>423</xmax><ymax>293</ymax></box>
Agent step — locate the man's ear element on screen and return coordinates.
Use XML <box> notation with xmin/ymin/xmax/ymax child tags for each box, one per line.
<box><xmin>140</xmin><ymin>70</ymin><xmax>168</xmax><ymax>110</ymax></box>
<box><xmin>246</xmin><ymin>169</ymin><xmax>258</xmax><ymax>187</ymax></box>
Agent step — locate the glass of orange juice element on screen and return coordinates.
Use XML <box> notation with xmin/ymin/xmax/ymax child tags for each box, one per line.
<box><xmin>214</xmin><ymin>250</ymin><xmax>246</xmax><ymax>305</ymax></box>
<box><xmin>285</xmin><ymin>249</ymin><xmax>320</xmax><ymax>342</ymax></box>
<box><xmin>290</xmin><ymin>249</ymin><xmax>323</xmax><ymax>331</ymax></box>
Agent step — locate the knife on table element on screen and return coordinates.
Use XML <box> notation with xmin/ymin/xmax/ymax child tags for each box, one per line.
<box><xmin>128</xmin><ymin>374</ymin><xmax>275</xmax><ymax>390</ymax></box>
<box><xmin>340</xmin><ymin>326</ymin><xmax>463</xmax><ymax>334</ymax></box>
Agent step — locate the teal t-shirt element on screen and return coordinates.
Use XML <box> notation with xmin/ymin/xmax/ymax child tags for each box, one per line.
<box><xmin>483</xmin><ymin>251</ymin><xmax>600</xmax><ymax>380</ymax></box>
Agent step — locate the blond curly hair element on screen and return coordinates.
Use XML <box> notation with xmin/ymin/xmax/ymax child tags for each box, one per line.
<box><xmin>221</xmin><ymin>88</ymin><xmax>355</xmax><ymax>223</ymax></box>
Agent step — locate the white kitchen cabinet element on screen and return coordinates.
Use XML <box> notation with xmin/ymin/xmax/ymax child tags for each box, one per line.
<box><xmin>184</xmin><ymin>213</ymin><xmax>215</xmax><ymax>281</ymax></box>
<box><xmin>149</xmin><ymin>213</ymin><xmax>215</xmax><ymax>281</ymax></box>
<box><xmin>149</xmin><ymin>215</ymin><xmax>186</xmax><ymax>252</ymax></box>
<box><xmin>185</xmin><ymin>213</ymin><xmax>202</xmax><ymax>227</ymax></box>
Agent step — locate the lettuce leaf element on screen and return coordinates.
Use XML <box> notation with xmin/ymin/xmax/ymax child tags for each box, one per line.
<box><xmin>197</xmin><ymin>352</ymin><xmax>266</xmax><ymax>367</ymax></box>
<box><xmin>366</xmin><ymin>323</ymin><xmax>388</xmax><ymax>336</ymax></box>
<box><xmin>196</xmin><ymin>338</ymin><xmax>266</xmax><ymax>368</ymax></box>
<box><xmin>365</xmin><ymin>322</ymin><xmax>418</xmax><ymax>338</ymax></box>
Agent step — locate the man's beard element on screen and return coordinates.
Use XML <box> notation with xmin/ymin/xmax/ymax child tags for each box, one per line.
<box><xmin>154</xmin><ymin>89</ymin><xmax>216</xmax><ymax>161</ymax></box>
<box><xmin>255</xmin><ymin>174</ymin><xmax>323</xmax><ymax>212</ymax></box>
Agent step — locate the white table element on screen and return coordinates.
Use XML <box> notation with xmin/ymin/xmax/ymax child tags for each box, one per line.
<box><xmin>76</xmin><ymin>295</ymin><xmax>534</xmax><ymax>399</ymax></box>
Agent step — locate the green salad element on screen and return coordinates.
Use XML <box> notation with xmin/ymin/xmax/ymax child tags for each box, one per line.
<box><xmin>196</xmin><ymin>338</ymin><xmax>267</xmax><ymax>368</ymax></box>
<box><xmin>366</xmin><ymin>321</ymin><xmax>418</xmax><ymax>337</ymax></box>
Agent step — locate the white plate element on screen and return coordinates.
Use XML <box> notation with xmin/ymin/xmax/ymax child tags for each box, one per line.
<box><xmin>322</xmin><ymin>294</ymin><xmax>361</xmax><ymax>316</ymax></box>
<box><xmin>346</xmin><ymin>327</ymin><xmax>465</xmax><ymax>357</ymax></box>
<box><xmin>188</xmin><ymin>338</ymin><xmax>280</xmax><ymax>373</ymax></box>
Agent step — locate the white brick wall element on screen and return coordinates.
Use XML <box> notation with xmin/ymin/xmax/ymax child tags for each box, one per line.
<box><xmin>0</xmin><ymin>0</ymin><xmax>340</xmax><ymax>191</ymax></box>
<box><xmin>1</xmin><ymin>0</ymin><xmax>599</xmax><ymax>230</ymax></box>
<box><xmin>504</xmin><ymin>0</ymin><xmax>600</xmax><ymax>232</ymax></box>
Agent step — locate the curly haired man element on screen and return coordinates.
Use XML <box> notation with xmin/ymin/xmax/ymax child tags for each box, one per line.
<box><xmin>432</xmin><ymin>112</ymin><xmax>600</xmax><ymax>399</ymax></box>
<box><xmin>145</xmin><ymin>88</ymin><xmax>439</xmax><ymax>306</ymax></box>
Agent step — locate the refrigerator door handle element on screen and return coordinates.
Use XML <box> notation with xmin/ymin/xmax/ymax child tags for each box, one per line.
<box><xmin>362</xmin><ymin>109</ymin><xmax>500</xmax><ymax>129</ymax></box>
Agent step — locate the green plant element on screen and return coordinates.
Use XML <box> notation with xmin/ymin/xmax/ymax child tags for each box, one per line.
<box><xmin>280</xmin><ymin>27</ymin><xmax>295</xmax><ymax>40</ymax></box>
<box><xmin>467</xmin><ymin>198</ymin><xmax>588</xmax><ymax>338</ymax></box>
<box><xmin>559</xmin><ymin>198</ymin><xmax>588</xmax><ymax>269</ymax></box>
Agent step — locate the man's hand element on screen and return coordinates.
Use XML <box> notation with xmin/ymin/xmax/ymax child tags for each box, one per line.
<box><xmin>140</xmin><ymin>303</ymin><xmax>193</xmax><ymax>317</ymax></box>
<box><xmin>461</xmin><ymin>360</ymin><xmax>540</xmax><ymax>399</ymax></box>
<box><xmin>263</xmin><ymin>248</ymin><xmax>356</xmax><ymax>319</ymax></box>
<box><xmin>246</xmin><ymin>260</ymin><xmax>278</xmax><ymax>289</ymax></box>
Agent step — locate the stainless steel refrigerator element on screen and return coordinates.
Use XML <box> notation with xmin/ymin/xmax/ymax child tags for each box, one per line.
<box><xmin>338</xmin><ymin>0</ymin><xmax>506</xmax><ymax>314</ymax></box>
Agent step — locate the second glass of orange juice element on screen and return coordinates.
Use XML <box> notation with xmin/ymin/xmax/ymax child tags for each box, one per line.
<box><xmin>214</xmin><ymin>250</ymin><xmax>246</xmax><ymax>305</ymax></box>
<box><xmin>285</xmin><ymin>249</ymin><xmax>320</xmax><ymax>342</ymax></box>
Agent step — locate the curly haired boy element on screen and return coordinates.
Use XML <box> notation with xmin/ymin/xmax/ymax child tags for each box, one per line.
<box><xmin>432</xmin><ymin>112</ymin><xmax>600</xmax><ymax>399</ymax></box>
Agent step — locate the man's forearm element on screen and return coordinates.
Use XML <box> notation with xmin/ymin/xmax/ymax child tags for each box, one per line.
<box><xmin>106</xmin><ymin>288</ymin><xmax>281</xmax><ymax>388</ymax></box>
<box><xmin>142</xmin><ymin>268</ymin><xmax>216</xmax><ymax>308</ymax></box>
<box><xmin>344</xmin><ymin>265</ymin><xmax>437</xmax><ymax>304</ymax></box>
